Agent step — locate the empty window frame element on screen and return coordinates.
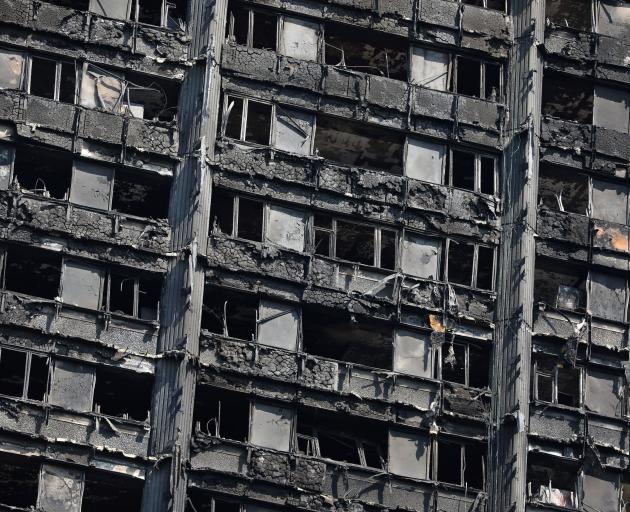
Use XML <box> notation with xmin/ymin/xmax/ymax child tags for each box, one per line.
<box><xmin>534</xmin><ymin>258</ymin><xmax>587</xmax><ymax>312</ymax></box>
<box><xmin>0</xmin><ymin>244</ymin><xmax>62</xmax><ymax>300</ymax></box>
<box><xmin>69</xmin><ymin>159</ymin><xmax>171</xmax><ymax>218</ymax></box>
<box><xmin>446</xmin><ymin>240</ymin><xmax>495</xmax><ymax>290</ymax></box>
<box><xmin>449</xmin><ymin>150</ymin><xmax>497</xmax><ymax>195</ymax></box>
<box><xmin>542</xmin><ymin>72</ymin><xmax>593</xmax><ymax>124</ymax></box>
<box><xmin>12</xmin><ymin>144</ymin><xmax>72</xmax><ymax>199</ymax></box>
<box><xmin>222</xmin><ymin>94</ymin><xmax>273</xmax><ymax>145</ymax></box>
<box><xmin>527</xmin><ymin>454</ymin><xmax>579</xmax><ymax>508</ymax></box>
<box><xmin>89</xmin><ymin>0</ymin><xmax>187</xmax><ymax>28</ymax></box>
<box><xmin>533</xmin><ymin>355</ymin><xmax>581</xmax><ymax>407</ymax></box>
<box><xmin>314</xmin><ymin>114</ymin><xmax>405</xmax><ymax>174</ymax></box>
<box><xmin>296</xmin><ymin>409</ymin><xmax>386</xmax><ymax>469</ymax></box>
<box><xmin>226</xmin><ymin>2</ymin><xmax>278</xmax><ymax>51</ymax></box>
<box><xmin>209</xmin><ymin>189</ymin><xmax>306</xmax><ymax>250</ymax></box>
<box><xmin>546</xmin><ymin>0</ymin><xmax>591</xmax><ymax>31</ymax></box>
<box><xmin>102</xmin><ymin>268</ymin><xmax>161</xmax><ymax>320</ymax></box>
<box><xmin>454</xmin><ymin>57</ymin><xmax>502</xmax><ymax>101</ymax></box>
<box><xmin>537</xmin><ymin>164</ymin><xmax>589</xmax><ymax>215</ymax></box>
<box><xmin>437</xmin><ymin>340</ymin><xmax>490</xmax><ymax>389</ymax></box>
<box><xmin>186</xmin><ymin>491</ymin><xmax>243</xmax><ymax>512</ymax></box>
<box><xmin>193</xmin><ymin>386</ymin><xmax>250</xmax><ymax>441</ymax></box>
<box><xmin>324</xmin><ymin>21</ymin><xmax>408</xmax><ymax>81</ymax></box>
<box><xmin>82</xmin><ymin>468</ymin><xmax>144</xmax><ymax>512</ymax></box>
<box><xmin>93</xmin><ymin>366</ymin><xmax>153</xmax><ymax>421</ymax></box>
<box><xmin>313</xmin><ymin>214</ymin><xmax>397</xmax><ymax>270</ymax></box>
<box><xmin>0</xmin><ymin>347</ymin><xmax>49</xmax><ymax>401</ymax></box>
<box><xmin>79</xmin><ymin>63</ymin><xmax>180</xmax><ymax>121</ymax></box>
<box><xmin>27</xmin><ymin>55</ymin><xmax>76</xmax><ymax>103</ymax></box>
<box><xmin>0</xmin><ymin>451</ymin><xmax>40</xmax><ymax>509</ymax></box>
<box><xmin>201</xmin><ymin>286</ymin><xmax>299</xmax><ymax>349</ymax></box>
<box><xmin>434</xmin><ymin>439</ymin><xmax>486</xmax><ymax>489</ymax></box>
<box><xmin>302</xmin><ymin>306</ymin><xmax>393</xmax><ymax>369</ymax></box>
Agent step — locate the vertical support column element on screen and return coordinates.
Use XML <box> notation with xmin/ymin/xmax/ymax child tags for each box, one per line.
<box><xmin>141</xmin><ymin>0</ymin><xmax>227</xmax><ymax>511</ymax></box>
<box><xmin>491</xmin><ymin>1</ymin><xmax>545</xmax><ymax>511</ymax></box>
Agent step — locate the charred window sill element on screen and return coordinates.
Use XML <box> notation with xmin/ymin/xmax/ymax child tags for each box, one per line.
<box><xmin>1</xmin><ymin>191</ymin><xmax>170</xmax><ymax>252</ymax></box>
<box><xmin>198</xmin><ymin>335</ymin><xmax>440</xmax><ymax>411</ymax></box>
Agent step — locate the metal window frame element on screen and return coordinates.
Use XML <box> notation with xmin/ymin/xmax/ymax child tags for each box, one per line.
<box><xmin>408</xmin><ymin>45</ymin><xmax>453</xmax><ymax>90</ymax></box>
<box><xmin>103</xmin><ymin>270</ymin><xmax>141</xmax><ymax>318</ymax></box>
<box><xmin>438</xmin><ymin>340</ymin><xmax>470</xmax><ymax>386</ymax></box>
<box><xmin>0</xmin><ymin>347</ymin><xmax>49</xmax><ymax>401</ymax></box>
<box><xmin>27</xmin><ymin>55</ymin><xmax>62</xmax><ymax>101</ymax></box>
<box><xmin>278</xmin><ymin>14</ymin><xmax>324</xmax><ymax>63</ymax></box>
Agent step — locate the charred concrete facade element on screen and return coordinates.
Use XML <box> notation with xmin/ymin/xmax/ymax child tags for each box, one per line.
<box><xmin>0</xmin><ymin>0</ymin><xmax>628</xmax><ymax>511</ymax></box>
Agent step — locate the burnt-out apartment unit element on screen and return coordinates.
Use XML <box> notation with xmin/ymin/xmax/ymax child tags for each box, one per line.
<box><xmin>0</xmin><ymin>0</ymin><xmax>628</xmax><ymax>511</ymax></box>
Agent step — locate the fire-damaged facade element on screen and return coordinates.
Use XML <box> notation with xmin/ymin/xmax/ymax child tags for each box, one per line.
<box><xmin>0</xmin><ymin>0</ymin><xmax>628</xmax><ymax>511</ymax></box>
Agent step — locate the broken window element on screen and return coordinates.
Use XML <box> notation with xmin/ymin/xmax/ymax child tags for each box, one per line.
<box><xmin>527</xmin><ymin>453</ymin><xmax>578</xmax><ymax>508</ymax></box>
<box><xmin>89</xmin><ymin>0</ymin><xmax>187</xmax><ymax>28</ymax></box>
<box><xmin>533</xmin><ymin>355</ymin><xmax>581</xmax><ymax>407</ymax></box>
<box><xmin>598</xmin><ymin>0</ymin><xmax>630</xmax><ymax>37</ymax></box>
<box><xmin>455</xmin><ymin>57</ymin><xmax>502</xmax><ymax>101</ymax></box>
<box><xmin>37</xmin><ymin>464</ymin><xmax>83</xmax><ymax>512</ymax></box>
<box><xmin>273</xmin><ymin>106</ymin><xmax>314</xmax><ymax>155</ymax></box>
<box><xmin>226</xmin><ymin>3</ymin><xmax>277</xmax><ymax>50</ymax></box>
<box><xmin>193</xmin><ymin>386</ymin><xmax>249</xmax><ymax>440</ymax></box>
<box><xmin>312</xmin><ymin>214</ymin><xmax>397</xmax><ymax>269</ymax></box>
<box><xmin>324</xmin><ymin>22</ymin><xmax>408</xmax><ymax>81</ymax></box>
<box><xmin>435</xmin><ymin>439</ymin><xmax>486</xmax><ymax>489</ymax></box>
<box><xmin>449</xmin><ymin>150</ymin><xmax>497</xmax><ymax>195</ymax></box>
<box><xmin>48</xmin><ymin>359</ymin><xmax>96</xmax><ymax>412</ymax></box>
<box><xmin>314</xmin><ymin>114</ymin><xmax>404</xmax><ymax>174</ymax></box>
<box><xmin>438</xmin><ymin>340</ymin><xmax>490</xmax><ymax>388</ymax></box>
<box><xmin>302</xmin><ymin>306</ymin><xmax>393</xmax><ymax>369</ymax></box>
<box><xmin>103</xmin><ymin>267</ymin><xmax>162</xmax><ymax>320</ymax></box>
<box><xmin>2</xmin><ymin>244</ymin><xmax>62</xmax><ymax>299</ymax></box>
<box><xmin>297</xmin><ymin>408</ymin><xmax>386</xmax><ymax>468</ymax></box>
<box><xmin>410</xmin><ymin>47</ymin><xmax>450</xmax><ymax>91</ymax></box>
<box><xmin>0</xmin><ymin>451</ymin><xmax>39</xmax><ymax>508</ymax></box>
<box><xmin>250</xmin><ymin>401</ymin><xmax>294</xmax><ymax>451</ymax></box>
<box><xmin>210</xmin><ymin>189</ymin><xmax>306</xmax><ymax>250</ymax></box>
<box><xmin>280</xmin><ymin>16</ymin><xmax>320</xmax><ymax>61</ymax></box>
<box><xmin>82</xmin><ymin>469</ymin><xmax>144</xmax><ymax>512</ymax></box>
<box><xmin>201</xmin><ymin>286</ymin><xmax>258</xmax><ymax>340</ymax></box>
<box><xmin>593</xmin><ymin>85</ymin><xmax>630</xmax><ymax>134</ymax></box>
<box><xmin>93</xmin><ymin>366</ymin><xmax>153</xmax><ymax>421</ymax></box>
<box><xmin>222</xmin><ymin>94</ymin><xmax>272</xmax><ymax>145</ymax></box>
<box><xmin>447</xmin><ymin>240</ymin><xmax>495</xmax><ymax>290</ymax></box>
<box><xmin>80</xmin><ymin>64</ymin><xmax>179</xmax><ymax>121</ymax></box>
<box><xmin>388</xmin><ymin>429</ymin><xmax>431</xmax><ymax>479</ymax></box>
<box><xmin>534</xmin><ymin>258</ymin><xmax>587</xmax><ymax>311</ymax></box>
<box><xmin>0</xmin><ymin>347</ymin><xmax>49</xmax><ymax>401</ymax></box>
<box><xmin>28</xmin><ymin>55</ymin><xmax>76</xmax><ymax>103</ymax></box>
<box><xmin>12</xmin><ymin>144</ymin><xmax>72</xmax><ymax>199</ymax></box>
<box><xmin>542</xmin><ymin>72</ymin><xmax>593</xmax><ymax>124</ymax></box>
<box><xmin>186</xmin><ymin>492</ymin><xmax>242</xmax><ymax>512</ymax></box>
<box><xmin>401</xmin><ymin>232</ymin><xmax>441</xmax><ymax>280</ymax></box>
<box><xmin>585</xmin><ymin>368</ymin><xmax>623</xmax><ymax>417</ymax></box>
<box><xmin>538</xmin><ymin>164</ymin><xmax>589</xmax><ymax>215</ymax></box>
<box><xmin>393</xmin><ymin>328</ymin><xmax>433</xmax><ymax>378</ymax></box>
<box><xmin>591</xmin><ymin>179</ymin><xmax>629</xmax><ymax>224</ymax></box>
<box><xmin>0</xmin><ymin>47</ymin><xmax>25</xmax><ymax>90</ymax></box>
<box><xmin>111</xmin><ymin>166</ymin><xmax>171</xmax><ymax>218</ymax></box>
<box><xmin>404</xmin><ymin>137</ymin><xmax>446</xmax><ymax>184</ymax></box>
<box><xmin>546</xmin><ymin>0</ymin><xmax>591</xmax><ymax>31</ymax></box>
